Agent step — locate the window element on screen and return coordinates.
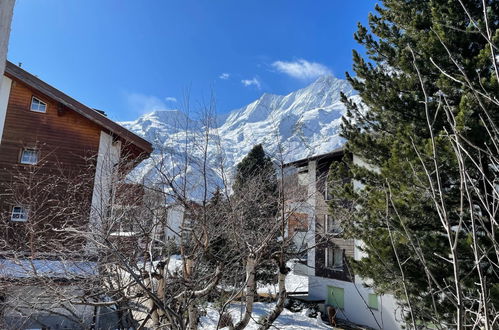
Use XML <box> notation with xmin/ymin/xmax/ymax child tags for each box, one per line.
<box><xmin>324</xmin><ymin>214</ymin><xmax>341</xmax><ymax>234</ymax></box>
<box><xmin>326</xmin><ymin>247</ymin><xmax>343</xmax><ymax>270</ymax></box>
<box><xmin>11</xmin><ymin>206</ymin><xmax>28</xmax><ymax>222</ymax></box>
<box><xmin>297</xmin><ymin>168</ymin><xmax>308</xmax><ymax>185</ymax></box>
<box><xmin>30</xmin><ymin>96</ymin><xmax>47</xmax><ymax>113</ymax></box>
<box><xmin>327</xmin><ymin>286</ymin><xmax>344</xmax><ymax>309</ymax></box>
<box><xmin>20</xmin><ymin>149</ymin><xmax>38</xmax><ymax>165</ymax></box>
<box><xmin>325</xmin><ymin>180</ymin><xmax>332</xmax><ymax>200</ymax></box>
<box><xmin>368</xmin><ymin>293</ymin><xmax>379</xmax><ymax>310</ymax></box>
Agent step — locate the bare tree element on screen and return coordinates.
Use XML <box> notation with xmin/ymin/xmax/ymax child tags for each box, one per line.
<box><xmin>0</xmin><ymin>90</ymin><xmax>330</xmax><ymax>330</ymax></box>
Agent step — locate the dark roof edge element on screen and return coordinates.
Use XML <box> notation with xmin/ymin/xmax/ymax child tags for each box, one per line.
<box><xmin>5</xmin><ymin>61</ymin><xmax>153</xmax><ymax>154</ymax></box>
<box><xmin>283</xmin><ymin>146</ymin><xmax>345</xmax><ymax>167</ymax></box>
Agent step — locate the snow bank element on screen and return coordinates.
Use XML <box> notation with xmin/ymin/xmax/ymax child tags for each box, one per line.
<box><xmin>257</xmin><ymin>260</ymin><xmax>309</xmax><ymax>295</ymax></box>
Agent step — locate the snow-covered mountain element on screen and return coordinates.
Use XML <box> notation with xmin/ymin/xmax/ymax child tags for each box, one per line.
<box><xmin>120</xmin><ymin>75</ymin><xmax>359</xmax><ymax>197</ymax></box>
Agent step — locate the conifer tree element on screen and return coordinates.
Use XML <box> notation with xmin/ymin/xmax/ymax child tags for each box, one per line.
<box><xmin>329</xmin><ymin>0</ymin><xmax>498</xmax><ymax>328</ymax></box>
<box><xmin>233</xmin><ymin>144</ymin><xmax>279</xmax><ymax>284</ymax></box>
<box><xmin>234</xmin><ymin>144</ymin><xmax>276</xmax><ymax>194</ymax></box>
<box><xmin>233</xmin><ymin>144</ymin><xmax>278</xmax><ymax>221</ymax></box>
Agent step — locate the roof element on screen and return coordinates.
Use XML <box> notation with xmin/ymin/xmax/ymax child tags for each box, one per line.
<box><xmin>0</xmin><ymin>258</ymin><xmax>97</xmax><ymax>279</ymax></box>
<box><xmin>4</xmin><ymin>61</ymin><xmax>153</xmax><ymax>154</ymax></box>
<box><xmin>283</xmin><ymin>146</ymin><xmax>345</xmax><ymax>168</ymax></box>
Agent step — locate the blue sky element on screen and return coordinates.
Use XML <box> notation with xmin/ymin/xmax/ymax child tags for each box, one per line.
<box><xmin>8</xmin><ymin>0</ymin><xmax>377</xmax><ymax>122</ymax></box>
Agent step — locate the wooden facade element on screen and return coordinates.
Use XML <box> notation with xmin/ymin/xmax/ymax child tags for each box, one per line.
<box><xmin>0</xmin><ymin>62</ymin><xmax>152</xmax><ymax>255</ymax></box>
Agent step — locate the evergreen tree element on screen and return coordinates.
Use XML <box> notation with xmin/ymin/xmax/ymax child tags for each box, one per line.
<box><xmin>233</xmin><ymin>144</ymin><xmax>279</xmax><ymax>284</ymax></box>
<box><xmin>233</xmin><ymin>144</ymin><xmax>278</xmax><ymax>222</ymax></box>
<box><xmin>234</xmin><ymin>144</ymin><xmax>276</xmax><ymax>194</ymax></box>
<box><xmin>329</xmin><ymin>0</ymin><xmax>498</xmax><ymax>328</ymax></box>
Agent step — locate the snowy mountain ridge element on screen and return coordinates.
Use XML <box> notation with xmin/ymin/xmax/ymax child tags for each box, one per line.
<box><xmin>120</xmin><ymin>75</ymin><xmax>359</xmax><ymax>196</ymax></box>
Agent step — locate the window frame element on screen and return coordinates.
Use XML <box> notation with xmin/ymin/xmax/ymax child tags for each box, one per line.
<box><xmin>30</xmin><ymin>96</ymin><xmax>47</xmax><ymax>113</ymax></box>
<box><xmin>324</xmin><ymin>214</ymin><xmax>341</xmax><ymax>234</ymax></box>
<box><xmin>297</xmin><ymin>167</ymin><xmax>308</xmax><ymax>186</ymax></box>
<box><xmin>11</xmin><ymin>206</ymin><xmax>29</xmax><ymax>222</ymax></box>
<box><xmin>19</xmin><ymin>148</ymin><xmax>39</xmax><ymax>165</ymax></box>
<box><xmin>324</xmin><ymin>178</ymin><xmax>332</xmax><ymax>201</ymax></box>
<box><xmin>325</xmin><ymin>246</ymin><xmax>343</xmax><ymax>271</ymax></box>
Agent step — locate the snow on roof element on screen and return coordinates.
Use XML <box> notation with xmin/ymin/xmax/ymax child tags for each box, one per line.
<box><xmin>0</xmin><ymin>258</ymin><xmax>98</xmax><ymax>279</ymax></box>
<box><xmin>110</xmin><ymin>231</ymin><xmax>138</xmax><ymax>237</ymax></box>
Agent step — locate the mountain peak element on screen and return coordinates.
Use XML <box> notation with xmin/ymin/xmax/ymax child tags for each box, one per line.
<box><xmin>146</xmin><ymin>109</ymin><xmax>183</xmax><ymax>117</ymax></box>
<box><xmin>122</xmin><ymin>75</ymin><xmax>361</xmax><ymax>198</ymax></box>
<box><xmin>297</xmin><ymin>74</ymin><xmax>354</xmax><ymax>100</ymax></box>
<box><xmin>312</xmin><ymin>74</ymin><xmax>337</xmax><ymax>85</ymax></box>
<box><xmin>144</xmin><ymin>109</ymin><xmax>190</xmax><ymax>124</ymax></box>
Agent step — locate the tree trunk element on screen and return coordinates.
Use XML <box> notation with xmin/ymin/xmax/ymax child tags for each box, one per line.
<box><xmin>188</xmin><ymin>303</ymin><xmax>198</xmax><ymax>330</ymax></box>
<box><xmin>257</xmin><ymin>267</ymin><xmax>287</xmax><ymax>330</ymax></box>
<box><xmin>234</xmin><ymin>256</ymin><xmax>256</xmax><ymax>330</ymax></box>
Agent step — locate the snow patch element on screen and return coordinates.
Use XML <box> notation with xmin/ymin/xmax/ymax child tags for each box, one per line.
<box><xmin>199</xmin><ymin>302</ymin><xmax>329</xmax><ymax>330</ymax></box>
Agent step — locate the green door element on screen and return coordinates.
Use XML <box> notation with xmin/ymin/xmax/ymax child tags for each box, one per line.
<box><xmin>327</xmin><ymin>286</ymin><xmax>344</xmax><ymax>309</ymax></box>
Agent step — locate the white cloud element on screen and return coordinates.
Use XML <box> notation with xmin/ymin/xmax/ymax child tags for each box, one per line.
<box><xmin>241</xmin><ymin>77</ymin><xmax>261</xmax><ymax>89</ymax></box>
<box><xmin>219</xmin><ymin>73</ymin><xmax>230</xmax><ymax>80</ymax></box>
<box><xmin>165</xmin><ymin>96</ymin><xmax>177</xmax><ymax>103</ymax></box>
<box><xmin>126</xmin><ymin>93</ymin><xmax>169</xmax><ymax>114</ymax></box>
<box><xmin>272</xmin><ymin>59</ymin><xmax>332</xmax><ymax>80</ymax></box>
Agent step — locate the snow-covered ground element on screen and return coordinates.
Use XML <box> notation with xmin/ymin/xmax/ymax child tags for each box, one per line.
<box><xmin>200</xmin><ymin>261</ymin><xmax>321</xmax><ymax>329</ymax></box>
<box><xmin>161</xmin><ymin>258</ymin><xmax>321</xmax><ymax>329</ymax></box>
<box><xmin>199</xmin><ymin>302</ymin><xmax>330</xmax><ymax>330</ymax></box>
<box><xmin>257</xmin><ymin>260</ymin><xmax>308</xmax><ymax>295</ymax></box>
<box><xmin>137</xmin><ymin>257</ymin><xmax>322</xmax><ymax>329</ymax></box>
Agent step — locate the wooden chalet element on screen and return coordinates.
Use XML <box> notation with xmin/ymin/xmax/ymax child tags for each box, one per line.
<box><xmin>0</xmin><ymin>61</ymin><xmax>152</xmax><ymax>255</ymax></box>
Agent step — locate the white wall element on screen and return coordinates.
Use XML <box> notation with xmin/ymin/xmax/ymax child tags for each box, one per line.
<box><xmin>0</xmin><ymin>75</ymin><xmax>12</xmax><ymax>144</ymax></box>
<box><xmin>165</xmin><ymin>204</ymin><xmax>184</xmax><ymax>242</ymax></box>
<box><xmin>88</xmin><ymin>131</ymin><xmax>121</xmax><ymax>250</ymax></box>
<box><xmin>309</xmin><ymin>275</ymin><xmax>403</xmax><ymax>330</ymax></box>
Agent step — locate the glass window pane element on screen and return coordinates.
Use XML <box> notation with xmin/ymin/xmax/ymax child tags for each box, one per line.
<box><xmin>11</xmin><ymin>206</ymin><xmax>28</xmax><ymax>221</ymax></box>
<box><xmin>31</xmin><ymin>97</ymin><xmax>47</xmax><ymax>112</ymax></box>
<box><xmin>21</xmin><ymin>149</ymin><xmax>38</xmax><ymax>164</ymax></box>
<box><xmin>31</xmin><ymin>99</ymin><xmax>38</xmax><ymax>109</ymax></box>
<box><xmin>325</xmin><ymin>214</ymin><xmax>341</xmax><ymax>233</ymax></box>
<box><xmin>325</xmin><ymin>182</ymin><xmax>332</xmax><ymax>200</ymax></box>
<box><xmin>326</xmin><ymin>247</ymin><xmax>333</xmax><ymax>267</ymax></box>
<box><xmin>334</xmin><ymin>249</ymin><xmax>343</xmax><ymax>267</ymax></box>
<box><xmin>326</xmin><ymin>248</ymin><xmax>343</xmax><ymax>269</ymax></box>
